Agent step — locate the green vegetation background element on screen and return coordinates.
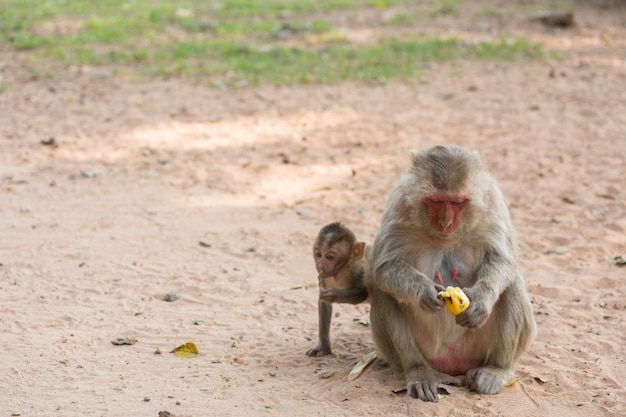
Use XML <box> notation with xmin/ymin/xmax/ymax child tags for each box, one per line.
<box><xmin>0</xmin><ymin>0</ymin><xmax>551</xmax><ymax>85</ymax></box>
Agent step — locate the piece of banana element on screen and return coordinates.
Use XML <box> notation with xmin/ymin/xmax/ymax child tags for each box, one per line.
<box><xmin>438</xmin><ymin>286</ymin><xmax>470</xmax><ymax>316</ymax></box>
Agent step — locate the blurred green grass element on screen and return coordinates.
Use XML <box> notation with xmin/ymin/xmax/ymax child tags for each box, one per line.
<box><xmin>0</xmin><ymin>0</ymin><xmax>547</xmax><ymax>85</ymax></box>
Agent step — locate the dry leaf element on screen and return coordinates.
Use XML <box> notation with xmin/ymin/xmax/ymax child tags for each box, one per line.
<box><xmin>40</xmin><ymin>137</ymin><xmax>57</xmax><ymax>147</ymax></box>
<box><xmin>320</xmin><ymin>370</ymin><xmax>336</xmax><ymax>379</ymax></box>
<box><xmin>505</xmin><ymin>377</ymin><xmax>520</xmax><ymax>387</ymax></box>
<box><xmin>269</xmin><ymin>285</ymin><xmax>303</xmax><ymax>292</ymax></box>
<box><xmin>348</xmin><ymin>350</ymin><xmax>377</xmax><ymax>381</ymax></box>
<box><xmin>170</xmin><ymin>342</ymin><xmax>198</xmax><ymax>358</ymax></box>
<box><xmin>592</xmin><ymin>207</ymin><xmax>609</xmax><ymax>216</ymax></box>
<box><xmin>553</xmin><ymin>246</ymin><xmax>571</xmax><ymax>255</ymax></box>
<box><xmin>312</xmin><ymin>186</ymin><xmax>332</xmax><ymax>192</ymax></box>
<box><xmin>392</xmin><ymin>385</ymin><xmax>406</xmax><ymax>394</ymax></box>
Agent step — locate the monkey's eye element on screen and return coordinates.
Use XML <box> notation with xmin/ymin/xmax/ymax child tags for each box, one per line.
<box><xmin>314</xmin><ymin>252</ymin><xmax>322</xmax><ymax>258</ymax></box>
<box><xmin>452</xmin><ymin>199</ymin><xmax>466</xmax><ymax>206</ymax></box>
<box><xmin>326</xmin><ymin>255</ymin><xmax>335</xmax><ymax>261</ymax></box>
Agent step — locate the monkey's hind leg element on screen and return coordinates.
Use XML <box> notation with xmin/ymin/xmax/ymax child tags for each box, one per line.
<box><xmin>371</xmin><ymin>292</ymin><xmax>462</xmax><ymax>402</ymax></box>
<box><xmin>467</xmin><ymin>281</ymin><xmax>536</xmax><ymax>395</ymax></box>
<box><xmin>466</xmin><ymin>366</ymin><xmax>514</xmax><ymax>395</ymax></box>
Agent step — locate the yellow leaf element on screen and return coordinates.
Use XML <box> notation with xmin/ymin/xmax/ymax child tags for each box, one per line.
<box><xmin>312</xmin><ymin>186</ymin><xmax>332</xmax><ymax>192</ymax></box>
<box><xmin>348</xmin><ymin>350</ymin><xmax>377</xmax><ymax>381</ymax></box>
<box><xmin>505</xmin><ymin>377</ymin><xmax>520</xmax><ymax>387</ymax></box>
<box><xmin>170</xmin><ymin>342</ymin><xmax>198</xmax><ymax>358</ymax></box>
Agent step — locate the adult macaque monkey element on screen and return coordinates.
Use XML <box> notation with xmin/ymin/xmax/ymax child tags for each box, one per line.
<box><xmin>370</xmin><ymin>145</ymin><xmax>536</xmax><ymax>401</ymax></box>
<box><xmin>307</xmin><ymin>222</ymin><xmax>372</xmax><ymax>357</ymax></box>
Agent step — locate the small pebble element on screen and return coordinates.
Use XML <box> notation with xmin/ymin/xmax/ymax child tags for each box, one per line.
<box><xmin>111</xmin><ymin>337</ymin><xmax>138</xmax><ymax>345</ymax></box>
<box><xmin>163</xmin><ymin>291</ymin><xmax>180</xmax><ymax>302</ymax></box>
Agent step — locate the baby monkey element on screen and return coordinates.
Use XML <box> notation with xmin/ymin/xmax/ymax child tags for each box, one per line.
<box><xmin>306</xmin><ymin>222</ymin><xmax>372</xmax><ymax>357</ymax></box>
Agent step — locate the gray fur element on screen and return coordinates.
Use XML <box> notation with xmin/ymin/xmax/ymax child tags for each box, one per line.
<box><xmin>370</xmin><ymin>145</ymin><xmax>536</xmax><ymax>401</ymax></box>
<box><xmin>307</xmin><ymin>223</ymin><xmax>372</xmax><ymax>357</ymax></box>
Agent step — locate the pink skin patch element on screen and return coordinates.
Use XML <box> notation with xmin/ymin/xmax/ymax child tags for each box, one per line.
<box><xmin>434</xmin><ymin>267</ymin><xmax>460</xmax><ymax>284</ymax></box>
<box><xmin>427</xmin><ymin>344</ymin><xmax>482</xmax><ymax>376</ymax></box>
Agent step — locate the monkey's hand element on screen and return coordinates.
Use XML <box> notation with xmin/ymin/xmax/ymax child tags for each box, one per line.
<box><xmin>454</xmin><ymin>287</ymin><xmax>491</xmax><ymax>328</ymax></box>
<box><xmin>418</xmin><ymin>284</ymin><xmax>445</xmax><ymax>312</ymax></box>
<box><xmin>306</xmin><ymin>343</ymin><xmax>332</xmax><ymax>357</ymax></box>
<box><xmin>320</xmin><ymin>288</ymin><xmax>368</xmax><ymax>304</ymax></box>
<box><xmin>319</xmin><ymin>288</ymin><xmax>340</xmax><ymax>303</ymax></box>
<box><xmin>406</xmin><ymin>367</ymin><xmax>462</xmax><ymax>402</ymax></box>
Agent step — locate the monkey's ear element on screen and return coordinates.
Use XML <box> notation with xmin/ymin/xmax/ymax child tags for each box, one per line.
<box><xmin>353</xmin><ymin>242</ymin><xmax>366</xmax><ymax>261</ymax></box>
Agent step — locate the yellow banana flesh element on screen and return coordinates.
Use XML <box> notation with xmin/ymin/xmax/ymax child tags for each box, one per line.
<box><xmin>439</xmin><ymin>286</ymin><xmax>470</xmax><ymax>316</ymax></box>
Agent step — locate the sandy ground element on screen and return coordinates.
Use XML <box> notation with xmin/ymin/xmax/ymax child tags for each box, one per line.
<box><xmin>1</xmin><ymin>1</ymin><xmax>625</xmax><ymax>416</ymax></box>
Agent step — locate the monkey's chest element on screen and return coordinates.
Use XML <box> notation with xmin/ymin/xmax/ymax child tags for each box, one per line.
<box><xmin>418</xmin><ymin>250</ymin><xmax>476</xmax><ymax>288</ymax></box>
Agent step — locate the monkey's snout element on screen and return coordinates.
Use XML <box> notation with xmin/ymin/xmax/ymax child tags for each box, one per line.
<box><xmin>439</xmin><ymin>217</ymin><xmax>453</xmax><ymax>231</ymax></box>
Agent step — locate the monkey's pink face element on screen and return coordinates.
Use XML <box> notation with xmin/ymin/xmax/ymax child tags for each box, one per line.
<box><xmin>425</xmin><ymin>194</ymin><xmax>469</xmax><ymax>236</ymax></box>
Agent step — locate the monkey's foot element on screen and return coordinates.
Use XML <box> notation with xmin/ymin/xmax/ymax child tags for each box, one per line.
<box><xmin>306</xmin><ymin>344</ymin><xmax>332</xmax><ymax>357</ymax></box>
<box><xmin>466</xmin><ymin>366</ymin><xmax>512</xmax><ymax>395</ymax></box>
<box><xmin>406</xmin><ymin>368</ymin><xmax>462</xmax><ymax>402</ymax></box>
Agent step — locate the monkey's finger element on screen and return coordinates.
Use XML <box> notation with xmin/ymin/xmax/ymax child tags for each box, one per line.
<box><xmin>411</xmin><ymin>382</ymin><xmax>436</xmax><ymax>402</ymax></box>
<box><xmin>425</xmin><ymin>382</ymin><xmax>442</xmax><ymax>402</ymax></box>
<box><xmin>406</xmin><ymin>383</ymin><xmax>419</xmax><ymax>399</ymax></box>
<box><xmin>455</xmin><ymin>312</ymin><xmax>476</xmax><ymax>328</ymax></box>
<box><xmin>434</xmin><ymin>284</ymin><xmax>446</xmax><ymax>294</ymax></box>
<box><xmin>422</xmin><ymin>287</ymin><xmax>445</xmax><ymax>311</ymax></box>
<box><xmin>442</xmin><ymin>375</ymin><xmax>463</xmax><ymax>387</ymax></box>
<box><xmin>455</xmin><ymin>311</ymin><xmax>469</xmax><ymax>326</ymax></box>
<box><xmin>461</xmin><ymin>286</ymin><xmax>477</xmax><ymax>301</ymax></box>
<box><xmin>457</xmin><ymin>307</ymin><xmax>489</xmax><ymax>328</ymax></box>
<box><xmin>311</xmin><ymin>347</ymin><xmax>332</xmax><ymax>357</ymax></box>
